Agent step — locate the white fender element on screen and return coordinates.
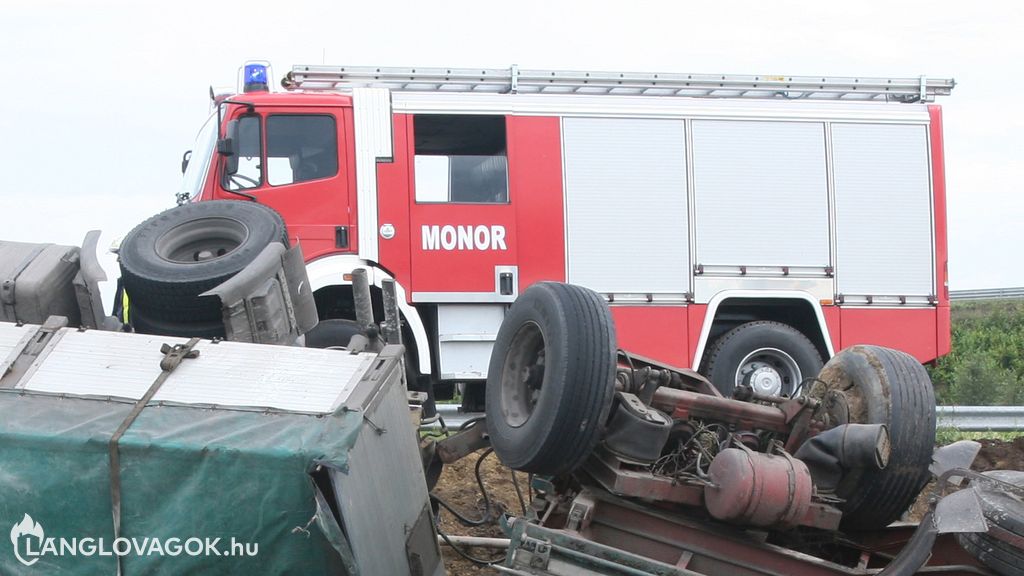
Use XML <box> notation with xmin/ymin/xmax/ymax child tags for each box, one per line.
<box><xmin>692</xmin><ymin>290</ymin><xmax>835</xmax><ymax>370</ymax></box>
<box><xmin>305</xmin><ymin>255</ymin><xmax>431</xmax><ymax>374</ymax></box>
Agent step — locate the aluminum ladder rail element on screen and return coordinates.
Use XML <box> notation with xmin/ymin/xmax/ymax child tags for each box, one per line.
<box><xmin>284</xmin><ymin>64</ymin><xmax>955</xmax><ymax>102</ymax></box>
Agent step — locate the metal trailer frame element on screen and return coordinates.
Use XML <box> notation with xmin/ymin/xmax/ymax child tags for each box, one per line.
<box><xmin>501</xmin><ymin>488</ymin><xmax>991</xmax><ymax>576</ymax></box>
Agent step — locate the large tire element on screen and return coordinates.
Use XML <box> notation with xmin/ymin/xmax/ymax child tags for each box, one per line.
<box><xmin>956</xmin><ymin>471</ymin><xmax>1024</xmax><ymax>576</ymax></box>
<box><xmin>485</xmin><ymin>282</ymin><xmax>617</xmax><ymax>476</ymax></box>
<box><xmin>130</xmin><ymin>306</ymin><xmax>226</xmax><ymax>339</ymax></box>
<box><xmin>702</xmin><ymin>321</ymin><xmax>823</xmax><ymax>398</ymax></box>
<box><xmin>119</xmin><ymin>201</ymin><xmax>287</xmax><ymax>324</ymax></box>
<box><xmin>815</xmin><ymin>345</ymin><xmax>936</xmax><ymax>530</ymax></box>
<box><xmin>304</xmin><ymin>319</ymin><xmax>363</xmax><ymax>349</ymax></box>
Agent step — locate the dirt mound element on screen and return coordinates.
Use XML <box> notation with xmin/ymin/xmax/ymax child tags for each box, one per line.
<box><xmin>973</xmin><ymin>437</ymin><xmax>1024</xmax><ymax>472</ymax></box>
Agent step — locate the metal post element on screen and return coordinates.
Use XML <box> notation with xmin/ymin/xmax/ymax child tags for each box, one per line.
<box><xmin>381</xmin><ymin>278</ymin><xmax>402</xmax><ymax>345</ymax></box>
<box><xmin>351</xmin><ymin>268</ymin><xmax>374</xmax><ymax>330</ymax></box>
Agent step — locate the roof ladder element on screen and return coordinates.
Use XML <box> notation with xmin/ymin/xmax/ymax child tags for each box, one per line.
<box><xmin>283</xmin><ymin>65</ymin><xmax>955</xmax><ymax>102</ymax></box>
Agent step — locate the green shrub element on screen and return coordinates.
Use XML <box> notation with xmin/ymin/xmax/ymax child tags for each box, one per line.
<box><xmin>930</xmin><ymin>299</ymin><xmax>1024</xmax><ymax>405</ymax></box>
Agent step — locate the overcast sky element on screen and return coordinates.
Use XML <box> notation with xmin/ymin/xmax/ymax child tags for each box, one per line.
<box><xmin>1</xmin><ymin>0</ymin><xmax>1020</xmax><ymax>299</ymax></box>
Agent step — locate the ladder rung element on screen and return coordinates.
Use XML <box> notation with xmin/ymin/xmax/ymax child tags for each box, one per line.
<box><xmin>285</xmin><ymin>65</ymin><xmax>955</xmax><ymax>102</ymax></box>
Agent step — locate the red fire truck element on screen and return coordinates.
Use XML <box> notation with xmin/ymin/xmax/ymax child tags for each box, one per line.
<box><xmin>178</xmin><ymin>62</ymin><xmax>954</xmax><ymax>407</ymax></box>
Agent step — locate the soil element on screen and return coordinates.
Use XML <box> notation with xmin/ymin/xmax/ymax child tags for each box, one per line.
<box><xmin>433</xmin><ymin>449</ymin><xmax>525</xmax><ymax>576</ymax></box>
<box><xmin>973</xmin><ymin>437</ymin><xmax>1024</xmax><ymax>471</ymax></box>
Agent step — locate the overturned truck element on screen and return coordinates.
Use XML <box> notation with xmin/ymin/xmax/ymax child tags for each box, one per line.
<box><xmin>452</xmin><ymin>282</ymin><xmax>1024</xmax><ymax>576</ymax></box>
<box><xmin>1</xmin><ymin>202</ymin><xmax>1022</xmax><ymax>575</ymax></box>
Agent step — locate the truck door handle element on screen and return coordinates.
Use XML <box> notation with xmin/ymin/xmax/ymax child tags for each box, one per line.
<box><xmin>335</xmin><ymin>226</ymin><xmax>349</xmax><ymax>249</ymax></box>
<box><xmin>499</xmin><ymin>272</ymin><xmax>514</xmax><ymax>296</ymax></box>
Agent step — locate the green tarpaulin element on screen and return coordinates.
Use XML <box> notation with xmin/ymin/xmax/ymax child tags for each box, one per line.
<box><xmin>0</xmin><ymin>391</ymin><xmax>362</xmax><ymax>575</ymax></box>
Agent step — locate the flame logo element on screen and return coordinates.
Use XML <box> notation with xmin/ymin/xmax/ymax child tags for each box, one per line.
<box><xmin>10</xmin><ymin>513</ymin><xmax>44</xmax><ymax>566</ymax></box>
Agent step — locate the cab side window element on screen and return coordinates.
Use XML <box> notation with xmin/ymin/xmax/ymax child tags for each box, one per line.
<box><xmin>225</xmin><ymin>115</ymin><xmax>262</xmax><ymax>190</ymax></box>
<box><xmin>267</xmin><ymin>115</ymin><xmax>338</xmax><ymax>186</ymax></box>
<box><xmin>413</xmin><ymin>115</ymin><xmax>509</xmax><ymax>203</ymax></box>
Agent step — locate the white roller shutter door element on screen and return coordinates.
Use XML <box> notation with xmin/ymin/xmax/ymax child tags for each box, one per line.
<box><xmin>692</xmin><ymin>120</ymin><xmax>830</xmax><ymax>269</ymax></box>
<box><xmin>562</xmin><ymin>118</ymin><xmax>689</xmax><ymax>294</ymax></box>
<box><xmin>832</xmin><ymin>123</ymin><xmax>933</xmax><ymax>297</ymax></box>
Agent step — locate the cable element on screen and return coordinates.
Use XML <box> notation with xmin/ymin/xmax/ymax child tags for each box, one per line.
<box><xmin>428</xmin><ymin>448</ymin><xmax>497</xmax><ymax>527</ymax></box>
<box><xmin>473</xmin><ymin>448</ymin><xmax>496</xmax><ymax>517</ymax></box>
<box><xmin>430</xmin><ymin>493</ymin><xmax>489</xmax><ymax>527</ymax></box>
<box><xmin>795</xmin><ymin>376</ymin><xmax>829</xmax><ymax>398</ymax></box>
<box><xmin>510</xmin><ymin>470</ymin><xmax>528</xmax><ymax>516</ymax></box>
<box><xmin>459</xmin><ymin>415</ymin><xmax>486</xmax><ymax>432</ymax></box>
<box><xmin>430</xmin><ymin>447</ymin><xmax>516</xmax><ymax>566</ymax></box>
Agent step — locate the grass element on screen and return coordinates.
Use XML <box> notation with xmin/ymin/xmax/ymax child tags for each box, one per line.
<box><xmin>935</xmin><ymin>427</ymin><xmax>1024</xmax><ymax>445</ymax></box>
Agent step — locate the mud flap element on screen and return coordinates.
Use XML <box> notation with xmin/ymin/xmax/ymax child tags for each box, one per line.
<box><xmin>202</xmin><ymin>243</ymin><xmax>318</xmax><ymax>344</ymax></box>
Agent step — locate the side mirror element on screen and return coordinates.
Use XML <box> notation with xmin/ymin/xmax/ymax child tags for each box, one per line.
<box><xmin>180</xmin><ymin>150</ymin><xmax>192</xmax><ymax>174</ymax></box>
<box><xmin>218</xmin><ymin>119</ymin><xmax>239</xmax><ymax>175</ymax></box>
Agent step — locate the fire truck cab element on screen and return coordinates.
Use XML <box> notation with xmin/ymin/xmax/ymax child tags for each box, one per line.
<box><xmin>181</xmin><ymin>62</ymin><xmax>954</xmax><ymax>407</ymax></box>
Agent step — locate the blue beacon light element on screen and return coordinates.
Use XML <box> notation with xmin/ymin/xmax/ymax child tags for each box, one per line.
<box><xmin>244</xmin><ymin>63</ymin><xmax>269</xmax><ymax>92</ymax></box>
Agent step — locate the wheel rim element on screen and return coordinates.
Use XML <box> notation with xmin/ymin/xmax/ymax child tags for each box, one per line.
<box><xmin>154</xmin><ymin>217</ymin><xmax>249</xmax><ymax>264</ymax></box>
<box><xmin>500</xmin><ymin>321</ymin><xmax>546</xmax><ymax>428</ymax></box>
<box><xmin>734</xmin><ymin>347</ymin><xmax>801</xmax><ymax>397</ymax></box>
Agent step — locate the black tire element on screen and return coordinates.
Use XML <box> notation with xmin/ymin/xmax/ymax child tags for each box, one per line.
<box><xmin>485</xmin><ymin>282</ymin><xmax>617</xmax><ymax>476</ymax></box>
<box><xmin>130</xmin><ymin>305</ymin><xmax>226</xmax><ymax>339</ymax></box>
<box><xmin>119</xmin><ymin>201</ymin><xmax>287</xmax><ymax>324</ymax></box>
<box><xmin>304</xmin><ymin>319</ymin><xmax>364</xmax><ymax>349</ymax></box>
<box><xmin>816</xmin><ymin>345</ymin><xmax>936</xmax><ymax>530</ymax></box>
<box><xmin>702</xmin><ymin>321</ymin><xmax>823</xmax><ymax>398</ymax></box>
<box><xmin>956</xmin><ymin>471</ymin><xmax>1024</xmax><ymax>576</ymax></box>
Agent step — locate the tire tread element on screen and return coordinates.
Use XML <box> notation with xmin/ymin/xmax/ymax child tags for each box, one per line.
<box><xmin>835</xmin><ymin>345</ymin><xmax>936</xmax><ymax>530</ymax></box>
<box><xmin>486</xmin><ymin>282</ymin><xmax>616</xmax><ymax>475</ymax></box>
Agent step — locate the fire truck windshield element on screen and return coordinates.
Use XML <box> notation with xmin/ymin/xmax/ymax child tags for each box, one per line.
<box><xmin>175</xmin><ymin>113</ymin><xmax>218</xmax><ymax>204</ymax></box>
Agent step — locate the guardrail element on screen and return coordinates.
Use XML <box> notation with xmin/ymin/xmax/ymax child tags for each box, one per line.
<box><xmin>433</xmin><ymin>404</ymin><xmax>1023</xmax><ymax>432</ymax></box>
<box><xmin>936</xmin><ymin>406</ymin><xmax>1024</xmax><ymax>432</ymax></box>
<box><xmin>950</xmin><ymin>287</ymin><xmax>1024</xmax><ymax>301</ymax></box>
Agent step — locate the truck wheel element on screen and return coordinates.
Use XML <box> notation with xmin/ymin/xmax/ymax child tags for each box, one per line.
<box><xmin>702</xmin><ymin>321</ymin><xmax>823</xmax><ymax>398</ymax></box>
<box><xmin>956</xmin><ymin>471</ymin><xmax>1024</xmax><ymax>576</ymax></box>
<box><xmin>119</xmin><ymin>201</ymin><xmax>287</xmax><ymax>324</ymax></box>
<box><xmin>304</xmin><ymin>319</ymin><xmax>363</xmax><ymax>349</ymax></box>
<box><xmin>130</xmin><ymin>306</ymin><xmax>226</xmax><ymax>339</ymax></box>
<box><xmin>816</xmin><ymin>345</ymin><xmax>936</xmax><ymax>530</ymax></box>
<box><xmin>485</xmin><ymin>282</ymin><xmax>617</xmax><ymax>476</ymax></box>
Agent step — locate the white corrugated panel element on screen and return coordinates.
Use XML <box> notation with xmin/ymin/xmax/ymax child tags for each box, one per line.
<box><xmin>833</xmin><ymin>124</ymin><xmax>933</xmax><ymax>296</ymax></box>
<box><xmin>692</xmin><ymin>120</ymin><xmax>829</xmax><ymax>268</ymax></box>
<box><xmin>0</xmin><ymin>323</ymin><xmax>35</xmax><ymax>375</ymax></box>
<box><xmin>19</xmin><ymin>329</ymin><xmax>376</xmax><ymax>414</ymax></box>
<box><xmin>563</xmin><ymin>117</ymin><xmax>689</xmax><ymax>293</ymax></box>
